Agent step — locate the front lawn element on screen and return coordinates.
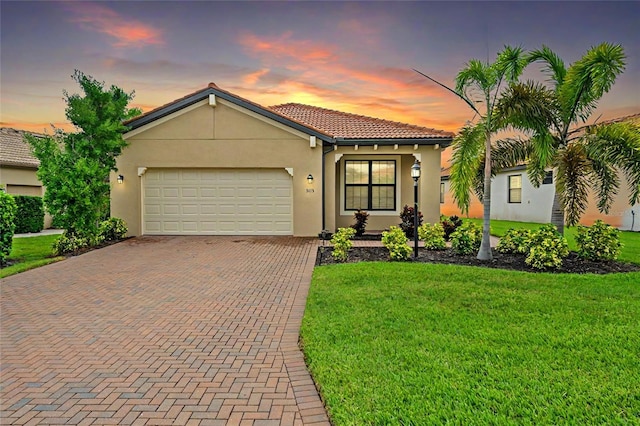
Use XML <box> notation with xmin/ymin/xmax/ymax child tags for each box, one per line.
<box><xmin>302</xmin><ymin>263</ymin><xmax>640</xmax><ymax>424</ymax></box>
<box><xmin>0</xmin><ymin>234</ymin><xmax>63</xmax><ymax>278</ymax></box>
<box><xmin>466</xmin><ymin>218</ymin><xmax>640</xmax><ymax>264</ymax></box>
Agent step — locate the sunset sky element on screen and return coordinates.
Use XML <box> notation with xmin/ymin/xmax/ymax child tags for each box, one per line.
<box><xmin>1</xmin><ymin>0</ymin><xmax>639</xmax><ymax>139</ymax></box>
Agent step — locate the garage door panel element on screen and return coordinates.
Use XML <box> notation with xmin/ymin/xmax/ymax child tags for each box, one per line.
<box><xmin>144</xmin><ymin>168</ymin><xmax>293</xmax><ymax>235</ymax></box>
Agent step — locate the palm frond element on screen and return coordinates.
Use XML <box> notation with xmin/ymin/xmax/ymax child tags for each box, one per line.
<box><xmin>495</xmin><ymin>81</ymin><xmax>559</xmax><ymax>133</ymax></box>
<box><xmin>526</xmin><ymin>45</ymin><xmax>567</xmax><ymax>86</ymax></box>
<box><xmin>527</xmin><ymin>133</ymin><xmax>557</xmax><ymax>186</ymax></box>
<box><xmin>455</xmin><ymin>59</ymin><xmax>494</xmax><ymax>100</ymax></box>
<box><xmin>491</xmin><ymin>137</ymin><xmax>531</xmax><ymax>171</ymax></box>
<box><xmin>556</xmin><ymin>144</ymin><xmax>592</xmax><ymax>226</ymax></box>
<box><xmin>584</xmin><ymin>121</ymin><xmax>640</xmax><ymax>206</ymax></box>
<box><xmin>559</xmin><ymin>43</ymin><xmax>625</xmax><ymax>126</ymax></box>
<box><xmin>450</xmin><ymin>122</ymin><xmax>486</xmax><ymax>213</ymax></box>
<box><xmin>493</xmin><ymin>45</ymin><xmax>526</xmax><ymax>83</ymax></box>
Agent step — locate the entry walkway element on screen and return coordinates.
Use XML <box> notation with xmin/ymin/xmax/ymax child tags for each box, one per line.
<box><xmin>1</xmin><ymin>236</ymin><xmax>330</xmax><ymax>425</ymax></box>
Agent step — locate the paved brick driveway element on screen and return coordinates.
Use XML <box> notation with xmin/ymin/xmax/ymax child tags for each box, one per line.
<box><xmin>1</xmin><ymin>236</ymin><xmax>330</xmax><ymax>425</ymax></box>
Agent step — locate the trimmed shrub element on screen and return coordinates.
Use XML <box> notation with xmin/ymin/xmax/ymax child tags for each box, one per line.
<box><xmin>99</xmin><ymin>217</ymin><xmax>128</xmax><ymax>241</ymax></box>
<box><xmin>496</xmin><ymin>228</ymin><xmax>532</xmax><ymax>254</ymax></box>
<box><xmin>331</xmin><ymin>227</ymin><xmax>357</xmax><ymax>262</ymax></box>
<box><xmin>417</xmin><ymin>222</ymin><xmax>446</xmax><ymax>250</ymax></box>
<box><xmin>450</xmin><ymin>222</ymin><xmax>481</xmax><ymax>255</ymax></box>
<box><xmin>382</xmin><ymin>225</ymin><xmax>412</xmax><ymax>261</ymax></box>
<box><xmin>399</xmin><ymin>205</ymin><xmax>423</xmax><ymax>239</ymax></box>
<box><xmin>52</xmin><ymin>231</ymin><xmax>90</xmax><ymax>256</ymax></box>
<box><xmin>525</xmin><ymin>224</ymin><xmax>569</xmax><ymax>270</ymax></box>
<box><xmin>13</xmin><ymin>195</ymin><xmax>44</xmax><ymax>233</ymax></box>
<box><xmin>575</xmin><ymin>220</ymin><xmax>622</xmax><ymax>261</ymax></box>
<box><xmin>0</xmin><ymin>191</ymin><xmax>18</xmax><ymax>265</ymax></box>
<box><xmin>441</xmin><ymin>215</ymin><xmax>463</xmax><ymax>241</ymax></box>
<box><xmin>350</xmin><ymin>210</ymin><xmax>369</xmax><ymax>237</ymax></box>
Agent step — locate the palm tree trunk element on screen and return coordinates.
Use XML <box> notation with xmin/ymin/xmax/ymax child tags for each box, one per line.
<box><xmin>477</xmin><ymin>128</ymin><xmax>493</xmax><ymax>261</ymax></box>
<box><xmin>551</xmin><ymin>189</ymin><xmax>565</xmax><ymax>235</ymax></box>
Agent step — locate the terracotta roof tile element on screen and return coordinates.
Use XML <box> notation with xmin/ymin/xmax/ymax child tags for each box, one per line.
<box><xmin>270</xmin><ymin>103</ymin><xmax>454</xmax><ymax>140</ymax></box>
<box><xmin>0</xmin><ymin>128</ymin><xmax>41</xmax><ymax>168</ymax></box>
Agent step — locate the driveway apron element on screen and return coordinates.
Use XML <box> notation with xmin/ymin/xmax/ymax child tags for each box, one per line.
<box><xmin>1</xmin><ymin>236</ymin><xmax>330</xmax><ymax>426</ymax></box>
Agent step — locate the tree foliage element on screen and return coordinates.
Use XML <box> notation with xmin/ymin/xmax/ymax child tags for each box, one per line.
<box><xmin>25</xmin><ymin>70</ymin><xmax>140</xmax><ymax>238</ymax></box>
<box><xmin>494</xmin><ymin>43</ymin><xmax>637</xmax><ymax>232</ymax></box>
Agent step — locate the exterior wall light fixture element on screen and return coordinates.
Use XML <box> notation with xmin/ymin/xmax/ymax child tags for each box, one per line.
<box><xmin>307</xmin><ymin>174</ymin><xmax>314</xmax><ymax>184</ymax></box>
<box><xmin>117</xmin><ymin>175</ymin><xmax>124</xmax><ymax>184</ymax></box>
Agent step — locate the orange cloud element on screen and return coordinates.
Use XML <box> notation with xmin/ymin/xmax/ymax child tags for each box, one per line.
<box><xmin>238</xmin><ymin>31</ymin><xmax>336</xmax><ymax>64</ymax></box>
<box><xmin>243</xmin><ymin>69</ymin><xmax>270</xmax><ymax>86</ymax></box>
<box><xmin>0</xmin><ymin>121</ymin><xmax>74</xmax><ymax>134</ymax></box>
<box><xmin>65</xmin><ymin>2</ymin><xmax>163</xmax><ymax>48</ymax></box>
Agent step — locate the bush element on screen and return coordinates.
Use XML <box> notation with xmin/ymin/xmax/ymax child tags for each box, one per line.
<box><xmin>13</xmin><ymin>195</ymin><xmax>44</xmax><ymax>233</ymax></box>
<box><xmin>575</xmin><ymin>220</ymin><xmax>622</xmax><ymax>261</ymax></box>
<box><xmin>0</xmin><ymin>192</ymin><xmax>18</xmax><ymax>265</ymax></box>
<box><xmin>331</xmin><ymin>227</ymin><xmax>357</xmax><ymax>262</ymax></box>
<box><xmin>399</xmin><ymin>205</ymin><xmax>423</xmax><ymax>238</ymax></box>
<box><xmin>496</xmin><ymin>228</ymin><xmax>532</xmax><ymax>254</ymax></box>
<box><xmin>525</xmin><ymin>224</ymin><xmax>569</xmax><ymax>270</ymax></box>
<box><xmin>450</xmin><ymin>222</ymin><xmax>481</xmax><ymax>255</ymax></box>
<box><xmin>441</xmin><ymin>215</ymin><xmax>463</xmax><ymax>241</ymax></box>
<box><xmin>382</xmin><ymin>226</ymin><xmax>412</xmax><ymax>261</ymax></box>
<box><xmin>417</xmin><ymin>223</ymin><xmax>446</xmax><ymax>250</ymax></box>
<box><xmin>350</xmin><ymin>210</ymin><xmax>369</xmax><ymax>237</ymax></box>
<box><xmin>52</xmin><ymin>231</ymin><xmax>90</xmax><ymax>256</ymax></box>
<box><xmin>99</xmin><ymin>217</ymin><xmax>128</xmax><ymax>241</ymax></box>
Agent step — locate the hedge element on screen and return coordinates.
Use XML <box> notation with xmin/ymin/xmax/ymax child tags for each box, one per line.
<box><xmin>0</xmin><ymin>191</ymin><xmax>17</xmax><ymax>265</ymax></box>
<box><xmin>13</xmin><ymin>195</ymin><xmax>45</xmax><ymax>233</ymax></box>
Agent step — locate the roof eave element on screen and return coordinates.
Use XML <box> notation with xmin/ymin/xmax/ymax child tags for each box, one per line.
<box><xmin>335</xmin><ymin>137</ymin><xmax>452</xmax><ymax>147</ymax></box>
<box><xmin>125</xmin><ymin>87</ymin><xmax>335</xmax><ymax>143</ymax></box>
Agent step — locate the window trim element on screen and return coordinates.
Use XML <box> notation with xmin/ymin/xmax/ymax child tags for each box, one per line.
<box><xmin>542</xmin><ymin>170</ymin><xmax>553</xmax><ymax>185</ymax></box>
<box><xmin>508</xmin><ymin>174</ymin><xmax>522</xmax><ymax>203</ymax></box>
<box><xmin>344</xmin><ymin>159</ymin><xmax>397</xmax><ymax>211</ymax></box>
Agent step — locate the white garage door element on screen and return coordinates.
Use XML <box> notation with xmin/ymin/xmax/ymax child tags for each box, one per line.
<box><xmin>143</xmin><ymin>169</ymin><xmax>293</xmax><ymax>235</ymax></box>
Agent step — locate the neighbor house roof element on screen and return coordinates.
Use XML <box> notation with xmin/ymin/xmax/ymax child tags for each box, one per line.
<box><xmin>0</xmin><ymin>128</ymin><xmax>41</xmax><ymax>168</ymax></box>
<box><xmin>269</xmin><ymin>103</ymin><xmax>454</xmax><ymax>142</ymax></box>
<box><xmin>125</xmin><ymin>83</ymin><xmax>453</xmax><ymax>146</ymax></box>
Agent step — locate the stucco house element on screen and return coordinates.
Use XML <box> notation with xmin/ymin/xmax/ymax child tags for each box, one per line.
<box><xmin>440</xmin><ymin>113</ymin><xmax>640</xmax><ymax>231</ymax></box>
<box><xmin>0</xmin><ymin>127</ymin><xmax>53</xmax><ymax>228</ymax></box>
<box><xmin>111</xmin><ymin>83</ymin><xmax>454</xmax><ymax>237</ymax></box>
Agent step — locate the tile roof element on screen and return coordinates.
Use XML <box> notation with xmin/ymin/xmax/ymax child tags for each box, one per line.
<box><xmin>270</xmin><ymin>103</ymin><xmax>454</xmax><ymax>140</ymax></box>
<box><xmin>0</xmin><ymin>128</ymin><xmax>41</xmax><ymax>168</ymax></box>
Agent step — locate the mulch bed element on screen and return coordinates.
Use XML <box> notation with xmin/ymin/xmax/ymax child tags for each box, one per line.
<box><xmin>316</xmin><ymin>246</ymin><xmax>640</xmax><ymax>274</ymax></box>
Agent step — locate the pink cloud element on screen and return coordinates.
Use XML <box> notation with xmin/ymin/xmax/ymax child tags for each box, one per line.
<box><xmin>65</xmin><ymin>2</ymin><xmax>163</xmax><ymax>48</ymax></box>
<box><xmin>243</xmin><ymin>69</ymin><xmax>270</xmax><ymax>86</ymax></box>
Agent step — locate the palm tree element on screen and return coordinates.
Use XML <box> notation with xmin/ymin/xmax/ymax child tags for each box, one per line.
<box><xmin>494</xmin><ymin>43</ymin><xmax>639</xmax><ymax>234</ymax></box>
<box><xmin>416</xmin><ymin>46</ymin><xmax>525</xmax><ymax>260</ymax></box>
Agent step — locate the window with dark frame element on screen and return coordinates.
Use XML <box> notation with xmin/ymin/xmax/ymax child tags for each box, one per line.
<box><xmin>508</xmin><ymin>174</ymin><xmax>522</xmax><ymax>203</ymax></box>
<box><xmin>440</xmin><ymin>182</ymin><xmax>445</xmax><ymax>203</ymax></box>
<box><xmin>543</xmin><ymin>170</ymin><xmax>553</xmax><ymax>185</ymax></box>
<box><xmin>345</xmin><ymin>160</ymin><xmax>396</xmax><ymax>210</ymax></box>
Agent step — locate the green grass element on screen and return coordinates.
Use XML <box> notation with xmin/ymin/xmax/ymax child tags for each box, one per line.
<box><xmin>466</xmin><ymin>218</ymin><xmax>640</xmax><ymax>264</ymax></box>
<box><xmin>302</xmin><ymin>263</ymin><xmax>640</xmax><ymax>425</ymax></box>
<box><xmin>1</xmin><ymin>234</ymin><xmax>63</xmax><ymax>278</ymax></box>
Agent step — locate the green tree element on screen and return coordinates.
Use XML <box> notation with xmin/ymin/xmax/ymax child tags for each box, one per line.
<box><xmin>494</xmin><ymin>43</ymin><xmax>639</xmax><ymax>234</ymax></box>
<box><xmin>416</xmin><ymin>46</ymin><xmax>526</xmax><ymax>260</ymax></box>
<box><xmin>0</xmin><ymin>191</ymin><xmax>18</xmax><ymax>265</ymax></box>
<box><xmin>25</xmin><ymin>70</ymin><xmax>140</xmax><ymax>239</ymax></box>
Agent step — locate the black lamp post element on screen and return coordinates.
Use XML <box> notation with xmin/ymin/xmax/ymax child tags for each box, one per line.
<box><xmin>411</xmin><ymin>159</ymin><xmax>421</xmax><ymax>259</ymax></box>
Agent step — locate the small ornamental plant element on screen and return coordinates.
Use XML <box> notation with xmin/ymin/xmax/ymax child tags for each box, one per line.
<box><xmin>53</xmin><ymin>232</ymin><xmax>90</xmax><ymax>256</ymax></box>
<box><xmin>417</xmin><ymin>223</ymin><xmax>446</xmax><ymax>250</ymax></box>
<box><xmin>525</xmin><ymin>224</ymin><xmax>569</xmax><ymax>270</ymax></box>
<box><xmin>450</xmin><ymin>222</ymin><xmax>481</xmax><ymax>255</ymax></box>
<box><xmin>399</xmin><ymin>205</ymin><xmax>423</xmax><ymax>239</ymax></box>
<box><xmin>351</xmin><ymin>210</ymin><xmax>369</xmax><ymax>237</ymax></box>
<box><xmin>575</xmin><ymin>220</ymin><xmax>622</xmax><ymax>261</ymax></box>
<box><xmin>382</xmin><ymin>226</ymin><xmax>412</xmax><ymax>261</ymax></box>
<box><xmin>496</xmin><ymin>228</ymin><xmax>532</xmax><ymax>254</ymax></box>
<box><xmin>441</xmin><ymin>215</ymin><xmax>463</xmax><ymax>241</ymax></box>
<box><xmin>99</xmin><ymin>217</ymin><xmax>128</xmax><ymax>241</ymax></box>
<box><xmin>331</xmin><ymin>227</ymin><xmax>357</xmax><ymax>262</ymax></box>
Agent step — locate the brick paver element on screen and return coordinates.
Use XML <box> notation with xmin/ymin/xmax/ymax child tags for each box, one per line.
<box><xmin>1</xmin><ymin>236</ymin><xmax>330</xmax><ymax>425</ymax></box>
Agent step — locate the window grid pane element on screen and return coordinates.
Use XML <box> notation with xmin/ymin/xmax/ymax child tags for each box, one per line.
<box><xmin>509</xmin><ymin>175</ymin><xmax>522</xmax><ymax>203</ymax></box>
<box><xmin>372</xmin><ymin>161</ymin><xmax>395</xmax><ymax>184</ymax></box>
<box><xmin>372</xmin><ymin>186</ymin><xmax>395</xmax><ymax>210</ymax></box>
<box><xmin>346</xmin><ymin>161</ymin><xmax>369</xmax><ymax>184</ymax></box>
<box><xmin>346</xmin><ymin>186</ymin><xmax>369</xmax><ymax>210</ymax></box>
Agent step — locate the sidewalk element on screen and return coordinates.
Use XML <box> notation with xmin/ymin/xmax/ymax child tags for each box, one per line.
<box><xmin>13</xmin><ymin>228</ymin><xmax>64</xmax><ymax>238</ymax></box>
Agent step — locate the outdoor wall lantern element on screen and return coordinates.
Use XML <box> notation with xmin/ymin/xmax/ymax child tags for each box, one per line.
<box><xmin>117</xmin><ymin>174</ymin><xmax>124</xmax><ymax>184</ymax></box>
<box><xmin>411</xmin><ymin>160</ymin><xmax>421</xmax><ymax>258</ymax></box>
<box><xmin>307</xmin><ymin>174</ymin><xmax>314</xmax><ymax>184</ymax></box>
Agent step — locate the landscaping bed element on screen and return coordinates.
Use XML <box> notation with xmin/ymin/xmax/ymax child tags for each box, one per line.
<box><xmin>316</xmin><ymin>246</ymin><xmax>640</xmax><ymax>274</ymax></box>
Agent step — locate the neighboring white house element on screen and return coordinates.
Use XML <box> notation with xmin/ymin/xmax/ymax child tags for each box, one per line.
<box><xmin>440</xmin><ymin>113</ymin><xmax>640</xmax><ymax>231</ymax></box>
